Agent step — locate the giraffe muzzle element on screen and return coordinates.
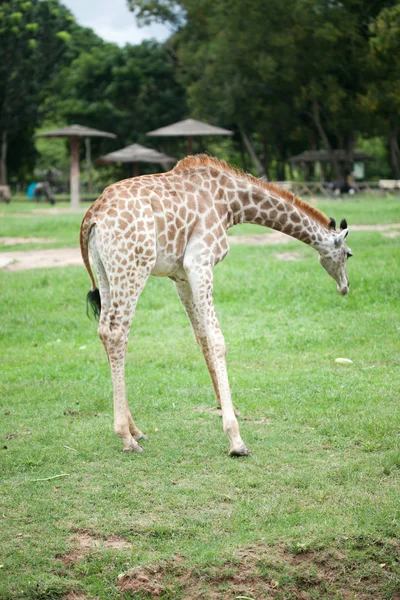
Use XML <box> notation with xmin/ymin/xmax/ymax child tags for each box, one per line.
<box><xmin>337</xmin><ymin>282</ymin><xmax>349</xmax><ymax>295</ymax></box>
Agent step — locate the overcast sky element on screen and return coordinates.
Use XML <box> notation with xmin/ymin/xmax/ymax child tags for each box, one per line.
<box><xmin>62</xmin><ymin>0</ymin><xmax>171</xmax><ymax>46</ymax></box>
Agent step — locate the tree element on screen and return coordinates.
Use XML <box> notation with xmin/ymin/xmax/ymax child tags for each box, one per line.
<box><xmin>365</xmin><ymin>4</ymin><xmax>400</xmax><ymax>177</ymax></box>
<box><xmin>0</xmin><ymin>0</ymin><xmax>75</xmax><ymax>184</ymax></box>
<box><xmin>50</xmin><ymin>39</ymin><xmax>187</xmax><ymax>172</ymax></box>
<box><xmin>127</xmin><ymin>0</ymin><xmax>398</xmax><ymax>179</ymax></box>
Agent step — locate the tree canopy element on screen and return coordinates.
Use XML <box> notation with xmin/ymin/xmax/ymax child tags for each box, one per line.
<box><xmin>128</xmin><ymin>0</ymin><xmax>400</xmax><ymax>179</ymax></box>
<box><xmin>2</xmin><ymin>0</ymin><xmax>400</xmax><ymax>185</ymax></box>
<box><xmin>0</xmin><ymin>0</ymin><xmax>78</xmax><ymax>183</ymax></box>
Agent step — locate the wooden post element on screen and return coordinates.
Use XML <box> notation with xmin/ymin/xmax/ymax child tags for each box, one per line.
<box><xmin>85</xmin><ymin>137</ymin><xmax>94</xmax><ymax>194</ymax></box>
<box><xmin>0</xmin><ymin>131</ymin><xmax>8</xmax><ymax>185</ymax></box>
<box><xmin>133</xmin><ymin>161</ymin><xmax>140</xmax><ymax>177</ymax></box>
<box><xmin>70</xmin><ymin>136</ymin><xmax>80</xmax><ymax>210</ymax></box>
<box><xmin>187</xmin><ymin>135</ymin><xmax>193</xmax><ymax>155</ymax></box>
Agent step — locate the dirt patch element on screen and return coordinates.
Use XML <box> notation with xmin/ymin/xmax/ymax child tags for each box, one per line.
<box><xmin>350</xmin><ymin>222</ymin><xmax>400</xmax><ymax>231</ymax></box>
<box><xmin>59</xmin><ymin>531</ymin><xmax>132</xmax><ymax>565</ymax></box>
<box><xmin>229</xmin><ymin>231</ymin><xmax>291</xmax><ymax>245</ymax></box>
<box><xmin>0</xmin><ymin>247</ymin><xmax>82</xmax><ymax>271</ymax></box>
<box><xmin>62</xmin><ymin>593</ymin><xmax>90</xmax><ymax>600</ymax></box>
<box><xmin>276</xmin><ymin>251</ymin><xmax>303</xmax><ymax>261</ymax></box>
<box><xmin>32</xmin><ymin>208</ymin><xmax>84</xmax><ymax>215</ymax></box>
<box><xmin>382</xmin><ymin>230</ymin><xmax>400</xmax><ymax>238</ymax></box>
<box><xmin>116</xmin><ymin>542</ymin><xmax>398</xmax><ymax>599</ymax></box>
<box><xmin>0</xmin><ymin>236</ymin><xmax>56</xmax><ymax>246</ymax></box>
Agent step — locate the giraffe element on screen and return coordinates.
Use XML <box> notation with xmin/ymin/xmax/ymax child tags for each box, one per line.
<box><xmin>80</xmin><ymin>154</ymin><xmax>352</xmax><ymax>457</ymax></box>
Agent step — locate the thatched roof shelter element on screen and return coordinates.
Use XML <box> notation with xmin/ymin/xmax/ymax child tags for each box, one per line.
<box><xmin>97</xmin><ymin>143</ymin><xmax>175</xmax><ymax>175</ymax></box>
<box><xmin>289</xmin><ymin>150</ymin><xmax>372</xmax><ymax>164</ymax></box>
<box><xmin>36</xmin><ymin>125</ymin><xmax>116</xmax><ymax>209</ymax></box>
<box><xmin>147</xmin><ymin>118</ymin><xmax>232</xmax><ymax>154</ymax></box>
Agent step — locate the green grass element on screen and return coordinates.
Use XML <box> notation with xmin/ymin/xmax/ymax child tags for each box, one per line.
<box><xmin>0</xmin><ymin>197</ymin><xmax>400</xmax><ymax>599</ymax></box>
<box><xmin>0</xmin><ymin>201</ymin><xmax>85</xmax><ymax>252</ymax></box>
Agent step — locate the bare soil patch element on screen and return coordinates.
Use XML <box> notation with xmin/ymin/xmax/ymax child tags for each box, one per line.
<box><xmin>62</xmin><ymin>593</ymin><xmax>90</xmax><ymax>600</ymax></box>
<box><xmin>276</xmin><ymin>251</ymin><xmax>303</xmax><ymax>261</ymax></box>
<box><xmin>0</xmin><ymin>236</ymin><xmax>55</xmax><ymax>246</ymax></box>
<box><xmin>0</xmin><ymin>247</ymin><xmax>82</xmax><ymax>271</ymax></box>
<box><xmin>229</xmin><ymin>231</ymin><xmax>291</xmax><ymax>245</ymax></box>
<box><xmin>382</xmin><ymin>230</ymin><xmax>400</xmax><ymax>238</ymax></box>
<box><xmin>116</xmin><ymin>542</ymin><xmax>398</xmax><ymax>599</ymax></box>
<box><xmin>350</xmin><ymin>222</ymin><xmax>400</xmax><ymax>231</ymax></box>
<box><xmin>32</xmin><ymin>208</ymin><xmax>84</xmax><ymax>216</ymax></box>
<box><xmin>59</xmin><ymin>531</ymin><xmax>132</xmax><ymax>565</ymax></box>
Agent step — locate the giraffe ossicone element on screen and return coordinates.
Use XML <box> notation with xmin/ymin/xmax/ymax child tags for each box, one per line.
<box><xmin>80</xmin><ymin>154</ymin><xmax>352</xmax><ymax>456</ymax></box>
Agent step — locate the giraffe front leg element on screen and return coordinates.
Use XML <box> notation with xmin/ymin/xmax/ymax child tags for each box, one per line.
<box><xmin>127</xmin><ymin>412</ymin><xmax>147</xmax><ymax>442</ymax></box>
<box><xmin>174</xmin><ymin>277</ymin><xmax>240</xmax><ymax>417</ymax></box>
<box><xmin>183</xmin><ymin>262</ymin><xmax>250</xmax><ymax>457</ymax></box>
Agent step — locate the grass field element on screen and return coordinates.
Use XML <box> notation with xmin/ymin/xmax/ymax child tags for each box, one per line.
<box><xmin>1</xmin><ymin>195</ymin><xmax>400</xmax><ymax>599</ymax></box>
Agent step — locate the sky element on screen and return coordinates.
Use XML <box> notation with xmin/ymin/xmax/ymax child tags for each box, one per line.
<box><xmin>62</xmin><ymin>0</ymin><xmax>171</xmax><ymax>46</ymax></box>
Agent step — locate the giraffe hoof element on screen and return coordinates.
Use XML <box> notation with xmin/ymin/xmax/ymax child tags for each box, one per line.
<box><xmin>137</xmin><ymin>434</ymin><xmax>148</xmax><ymax>442</ymax></box>
<box><xmin>123</xmin><ymin>440</ymin><xmax>143</xmax><ymax>453</ymax></box>
<box><xmin>229</xmin><ymin>444</ymin><xmax>250</xmax><ymax>457</ymax></box>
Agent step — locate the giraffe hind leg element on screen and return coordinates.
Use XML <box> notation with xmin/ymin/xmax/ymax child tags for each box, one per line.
<box><xmin>90</xmin><ymin>224</ymin><xmax>155</xmax><ymax>451</ymax></box>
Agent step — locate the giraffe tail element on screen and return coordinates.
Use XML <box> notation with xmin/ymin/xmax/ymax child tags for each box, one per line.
<box><xmin>80</xmin><ymin>212</ymin><xmax>101</xmax><ymax>321</ymax></box>
<box><xmin>86</xmin><ymin>288</ymin><xmax>101</xmax><ymax>321</ymax></box>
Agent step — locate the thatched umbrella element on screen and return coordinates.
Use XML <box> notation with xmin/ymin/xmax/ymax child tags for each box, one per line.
<box><xmin>36</xmin><ymin>125</ymin><xmax>116</xmax><ymax>209</ymax></box>
<box><xmin>289</xmin><ymin>149</ymin><xmax>372</xmax><ymax>164</ymax></box>
<box><xmin>147</xmin><ymin>118</ymin><xmax>233</xmax><ymax>155</ymax></box>
<box><xmin>97</xmin><ymin>143</ymin><xmax>176</xmax><ymax>176</ymax></box>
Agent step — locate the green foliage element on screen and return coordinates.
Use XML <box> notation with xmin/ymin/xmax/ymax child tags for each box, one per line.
<box><xmin>4</xmin><ymin>0</ymin><xmax>400</xmax><ymax>183</ymax></box>
<box><xmin>41</xmin><ymin>39</ymin><xmax>187</xmax><ymax>179</ymax></box>
<box><xmin>0</xmin><ymin>0</ymin><xmax>77</xmax><ymax>181</ymax></box>
<box><xmin>128</xmin><ymin>0</ymin><xmax>400</xmax><ymax>179</ymax></box>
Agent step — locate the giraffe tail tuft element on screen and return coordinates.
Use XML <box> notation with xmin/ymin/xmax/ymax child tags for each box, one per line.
<box><xmin>86</xmin><ymin>288</ymin><xmax>101</xmax><ymax>321</ymax></box>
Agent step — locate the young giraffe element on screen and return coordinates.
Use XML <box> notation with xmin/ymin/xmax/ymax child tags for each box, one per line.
<box><xmin>80</xmin><ymin>154</ymin><xmax>352</xmax><ymax>456</ymax></box>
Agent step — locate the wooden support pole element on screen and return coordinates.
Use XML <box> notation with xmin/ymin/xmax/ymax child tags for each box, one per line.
<box><xmin>70</xmin><ymin>136</ymin><xmax>80</xmax><ymax>210</ymax></box>
<box><xmin>187</xmin><ymin>135</ymin><xmax>193</xmax><ymax>155</ymax></box>
<box><xmin>85</xmin><ymin>137</ymin><xmax>94</xmax><ymax>194</ymax></box>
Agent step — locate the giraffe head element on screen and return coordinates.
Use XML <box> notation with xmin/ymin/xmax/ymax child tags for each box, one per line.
<box><xmin>318</xmin><ymin>218</ymin><xmax>352</xmax><ymax>295</ymax></box>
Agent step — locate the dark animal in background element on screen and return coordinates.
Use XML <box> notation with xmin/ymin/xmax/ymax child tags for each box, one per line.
<box><xmin>34</xmin><ymin>181</ymin><xmax>55</xmax><ymax>205</ymax></box>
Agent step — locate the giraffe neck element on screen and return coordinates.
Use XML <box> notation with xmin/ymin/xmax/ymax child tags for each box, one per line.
<box><xmin>224</xmin><ymin>178</ymin><xmax>331</xmax><ymax>250</ymax></box>
<box><xmin>173</xmin><ymin>156</ymin><xmax>333</xmax><ymax>252</ymax></box>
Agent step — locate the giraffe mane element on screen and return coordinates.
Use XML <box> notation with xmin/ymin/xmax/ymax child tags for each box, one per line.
<box><xmin>174</xmin><ymin>154</ymin><xmax>331</xmax><ymax>230</ymax></box>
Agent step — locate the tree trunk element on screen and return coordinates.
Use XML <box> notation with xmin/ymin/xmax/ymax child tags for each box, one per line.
<box><xmin>262</xmin><ymin>139</ymin><xmax>270</xmax><ymax>180</ymax></box>
<box><xmin>70</xmin><ymin>136</ymin><xmax>80</xmax><ymax>210</ymax></box>
<box><xmin>311</xmin><ymin>101</ymin><xmax>342</xmax><ymax>180</ymax></box>
<box><xmin>343</xmin><ymin>131</ymin><xmax>357</xmax><ymax>176</ymax></box>
<box><xmin>239</xmin><ymin>135</ymin><xmax>248</xmax><ymax>172</ymax></box>
<box><xmin>0</xmin><ymin>131</ymin><xmax>7</xmax><ymax>185</ymax></box>
<box><xmin>85</xmin><ymin>137</ymin><xmax>94</xmax><ymax>194</ymax></box>
<box><xmin>276</xmin><ymin>161</ymin><xmax>285</xmax><ymax>181</ymax></box>
<box><xmin>239</xmin><ymin>127</ymin><xmax>265</xmax><ymax>177</ymax></box>
<box><xmin>388</xmin><ymin>125</ymin><xmax>400</xmax><ymax>179</ymax></box>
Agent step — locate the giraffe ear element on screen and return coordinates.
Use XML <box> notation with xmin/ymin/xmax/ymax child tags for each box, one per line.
<box><xmin>340</xmin><ymin>219</ymin><xmax>348</xmax><ymax>230</ymax></box>
<box><xmin>334</xmin><ymin>228</ymin><xmax>349</xmax><ymax>247</ymax></box>
<box><xmin>329</xmin><ymin>217</ymin><xmax>336</xmax><ymax>230</ymax></box>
